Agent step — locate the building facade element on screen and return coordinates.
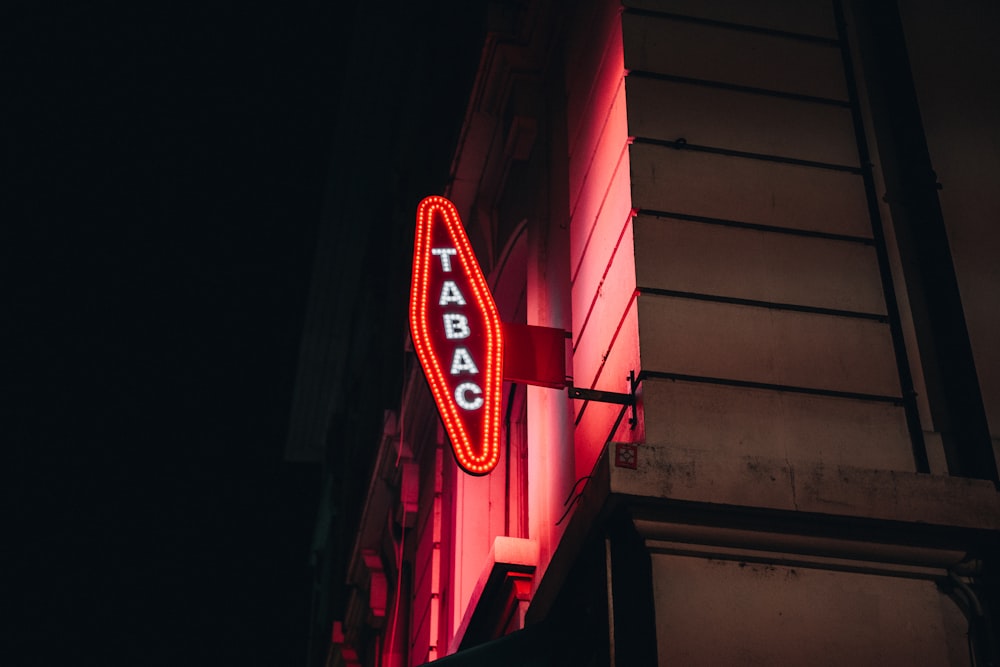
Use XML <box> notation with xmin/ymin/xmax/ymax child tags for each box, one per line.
<box><xmin>292</xmin><ymin>1</ymin><xmax>1000</xmax><ymax>665</ymax></box>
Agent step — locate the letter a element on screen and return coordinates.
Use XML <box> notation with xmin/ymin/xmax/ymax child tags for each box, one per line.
<box><xmin>450</xmin><ymin>347</ymin><xmax>479</xmax><ymax>375</ymax></box>
<box><xmin>439</xmin><ymin>280</ymin><xmax>467</xmax><ymax>306</ymax></box>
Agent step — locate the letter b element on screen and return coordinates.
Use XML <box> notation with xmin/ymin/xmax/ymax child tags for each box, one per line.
<box><xmin>443</xmin><ymin>313</ymin><xmax>471</xmax><ymax>339</ymax></box>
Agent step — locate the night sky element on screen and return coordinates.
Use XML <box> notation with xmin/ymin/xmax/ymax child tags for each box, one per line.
<box><xmin>10</xmin><ymin>2</ymin><xmax>348</xmax><ymax>664</ymax></box>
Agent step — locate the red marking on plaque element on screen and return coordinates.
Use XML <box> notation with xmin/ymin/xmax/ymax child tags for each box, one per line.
<box><xmin>615</xmin><ymin>442</ymin><xmax>638</xmax><ymax>469</ymax></box>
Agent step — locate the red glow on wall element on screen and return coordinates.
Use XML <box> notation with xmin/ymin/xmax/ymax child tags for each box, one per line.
<box><xmin>410</xmin><ymin>196</ymin><xmax>504</xmax><ymax>475</ymax></box>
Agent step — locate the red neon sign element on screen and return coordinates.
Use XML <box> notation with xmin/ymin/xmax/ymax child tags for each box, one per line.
<box><xmin>409</xmin><ymin>196</ymin><xmax>504</xmax><ymax>475</ymax></box>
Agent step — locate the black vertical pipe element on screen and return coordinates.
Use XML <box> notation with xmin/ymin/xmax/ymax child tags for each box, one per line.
<box><xmin>833</xmin><ymin>0</ymin><xmax>930</xmax><ymax>475</ymax></box>
<box><xmin>839</xmin><ymin>0</ymin><xmax>997</xmax><ymax>482</ymax></box>
<box><xmin>605</xmin><ymin>510</ymin><xmax>658</xmax><ymax>667</ymax></box>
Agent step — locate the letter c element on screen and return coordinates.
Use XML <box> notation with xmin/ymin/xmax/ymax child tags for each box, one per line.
<box><xmin>454</xmin><ymin>382</ymin><xmax>484</xmax><ymax>410</ymax></box>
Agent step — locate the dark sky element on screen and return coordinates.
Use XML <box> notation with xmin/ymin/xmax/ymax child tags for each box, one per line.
<box><xmin>10</xmin><ymin>2</ymin><xmax>347</xmax><ymax>665</ymax></box>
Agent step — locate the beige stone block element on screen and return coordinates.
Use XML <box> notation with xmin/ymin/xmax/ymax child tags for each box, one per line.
<box><xmin>573</xmin><ymin>289</ymin><xmax>640</xmax><ymax>395</ymax></box>
<box><xmin>572</xmin><ymin>216</ymin><xmax>636</xmax><ymax>348</ymax></box>
<box><xmin>622</xmin><ymin>13</ymin><xmax>847</xmax><ymax>100</ymax></box>
<box><xmin>569</xmin><ymin>76</ymin><xmax>629</xmax><ymax>223</ymax></box>
<box><xmin>629</xmin><ymin>143</ymin><xmax>871</xmax><ymax>237</ymax></box>
<box><xmin>623</xmin><ymin>0</ymin><xmax>837</xmax><ymax>39</ymax></box>
<box><xmin>650</xmin><ymin>554</ymin><xmax>954</xmax><ymax>666</ymax></box>
<box><xmin>565</xmin><ymin>0</ymin><xmax>620</xmax><ymax>148</ymax></box>
<box><xmin>625</xmin><ymin>76</ymin><xmax>858</xmax><ymax>166</ymax></box>
<box><xmin>636</xmin><ymin>294</ymin><xmax>901</xmax><ymax>397</ymax></box>
<box><xmin>633</xmin><ymin>215</ymin><xmax>886</xmax><ymax>314</ymax></box>
<box><xmin>570</xmin><ymin>145</ymin><xmax>632</xmax><ymax>285</ymax></box>
<box><xmin>640</xmin><ymin>377</ymin><xmax>914</xmax><ymax>471</ymax></box>
<box><xmin>610</xmin><ymin>443</ymin><xmax>1000</xmax><ymax>530</ymax></box>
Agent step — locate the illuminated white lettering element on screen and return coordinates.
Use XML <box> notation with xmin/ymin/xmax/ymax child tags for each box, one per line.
<box><xmin>432</xmin><ymin>247</ymin><xmax>458</xmax><ymax>272</ymax></box>
<box><xmin>450</xmin><ymin>347</ymin><xmax>479</xmax><ymax>375</ymax></box>
<box><xmin>454</xmin><ymin>382</ymin><xmax>484</xmax><ymax>410</ymax></box>
<box><xmin>439</xmin><ymin>280</ymin><xmax>466</xmax><ymax>306</ymax></box>
<box><xmin>442</xmin><ymin>313</ymin><xmax>471</xmax><ymax>339</ymax></box>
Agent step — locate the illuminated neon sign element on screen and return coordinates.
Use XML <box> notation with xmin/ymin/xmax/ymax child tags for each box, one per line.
<box><xmin>409</xmin><ymin>196</ymin><xmax>504</xmax><ymax>475</ymax></box>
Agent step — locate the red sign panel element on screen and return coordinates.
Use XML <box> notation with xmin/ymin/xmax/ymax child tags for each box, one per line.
<box><xmin>409</xmin><ymin>196</ymin><xmax>504</xmax><ymax>475</ymax></box>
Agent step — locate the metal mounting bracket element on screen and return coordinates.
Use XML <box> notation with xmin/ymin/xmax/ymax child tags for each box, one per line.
<box><xmin>567</xmin><ymin>371</ymin><xmax>637</xmax><ymax>429</ymax></box>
